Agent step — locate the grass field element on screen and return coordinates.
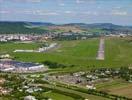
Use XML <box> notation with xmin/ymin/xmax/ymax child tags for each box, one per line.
<box><xmin>42</xmin><ymin>91</ymin><xmax>75</xmax><ymax>100</ymax></box>
<box><xmin>0</xmin><ymin>37</ymin><xmax>132</xmax><ymax>71</ymax></box>
<box><xmin>0</xmin><ymin>42</ymin><xmax>43</xmax><ymax>54</ymax></box>
<box><xmin>9</xmin><ymin>39</ymin><xmax>99</xmax><ymax>68</ymax></box>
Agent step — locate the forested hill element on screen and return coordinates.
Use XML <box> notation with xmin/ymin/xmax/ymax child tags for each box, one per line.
<box><xmin>0</xmin><ymin>22</ymin><xmax>48</xmax><ymax>34</ymax></box>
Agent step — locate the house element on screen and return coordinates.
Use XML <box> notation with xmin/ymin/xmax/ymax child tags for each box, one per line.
<box><xmin>0</xmin><ymin>87</ymin><xmax>11</xmax><ymax>95</ymax></box>
<box><xmin>24</xmin><ymin>95</ymin><xmax>37</xmax><ymax>100</ymax></box>
<box><xmin>0</xmin><ymin>54</ymin><xmax>10</xmax><ymax>59</ymax></box>
<box><xmin>86</xmin><ymin>84</ymin><xmax>96</xmax><ymax>90</ymax></box>
<box><xmin>0</xmin><ymin>78</ymin><xmax>5</xmax><ymax>84</ymax></box>
<box><xmin>26</xmin><ymin>87</ymin><xmax>42</xmax><ymax>93</ymax></box>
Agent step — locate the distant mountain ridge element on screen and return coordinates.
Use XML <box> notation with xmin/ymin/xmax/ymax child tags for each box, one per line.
<box><xmin>0</xmin><ymin>21</ymin><xmax>132</xmax><ymax>34</ymax></box>
<box><xmin>63</xmin><ymin>23</ymin><xmax>130</xmax><ymax>29</ymax></box>
<box><xmin>62</xmin><ymin>23</ymin><xmax>132</xmax><ymax>32</ymax></box>
<box><xmin>28</xmin><ymin>22</ymin><xmax>55</xmax><ymax>26</ymax></box>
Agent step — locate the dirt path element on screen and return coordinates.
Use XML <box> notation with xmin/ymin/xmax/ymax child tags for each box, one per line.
<box><xmin>96</xmin><ymin>38</ymin><xmax>105</xmax><ymax>60</ymax></box>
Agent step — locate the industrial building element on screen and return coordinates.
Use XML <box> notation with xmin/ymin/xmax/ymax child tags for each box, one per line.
<box><xmin>0</xmin><ymin>60</ymin><xmax>45</xmax><ymax>72</ymax></box>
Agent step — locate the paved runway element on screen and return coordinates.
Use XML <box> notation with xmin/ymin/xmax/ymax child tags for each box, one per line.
<box><xmin>96</xmin><ymin>38</ymin><xmax>105</xmax><ymax>60</ymax></box>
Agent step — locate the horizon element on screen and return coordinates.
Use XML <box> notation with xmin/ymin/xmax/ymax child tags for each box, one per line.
<box><xmin>0</xmin><ymin>20</ymin><xmax>132</xmax><ymax>26</ymax></box>
<box><xmin>0</xmin><ymin>0</ymin><xmax>132</xmax><ymax>25</ymax></box>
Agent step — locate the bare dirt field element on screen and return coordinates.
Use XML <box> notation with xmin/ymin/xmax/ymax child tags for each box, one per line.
<box><xmin>109</xmin><ymin>84</ymin><xmax>132</xmax><ymax>98</ymax></box>
<box><xmin>96</xmin><ymin>79</ymin><xmax>132</xmax><ymax>98</ymax></box>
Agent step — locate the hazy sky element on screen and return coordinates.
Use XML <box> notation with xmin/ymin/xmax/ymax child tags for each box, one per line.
<box><xmin>0</xmin><ymin>0</ymin><xmax>132</xmax><ymax>25</ymax></box>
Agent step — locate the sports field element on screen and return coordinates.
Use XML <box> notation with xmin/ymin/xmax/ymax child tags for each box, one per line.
<box><xmin>0</xmin><ymin>37</ymin><xmax>132</xmax><ymax>70</ymax></box>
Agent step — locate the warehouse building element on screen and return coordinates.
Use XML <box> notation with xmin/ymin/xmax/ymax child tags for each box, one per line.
<box><xmin>0</xmin><ymin>60</ymin><xmax>45</xmax><ymax>72</ymax></box>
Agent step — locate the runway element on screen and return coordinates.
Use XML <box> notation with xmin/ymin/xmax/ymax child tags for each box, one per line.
<box><xmin>96</xmin><ymin>38</ymin><xmax>105</xmax><ymax>60</ymax></box>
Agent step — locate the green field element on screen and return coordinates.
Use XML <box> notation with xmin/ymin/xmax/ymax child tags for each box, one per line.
<box><xmin>0</xmin><ymin>37</ymin><xmax>132</xmax><ymax>71</ymax></box>
<box><xmin>0</xmin><ymin>42</ymin><xmax>43</xmax><ymax>54</ymax></box>
<box><xmin>2</xmin><ymin>39</ymin><xmax>99</xmax><ymax>67</ymax></box>
<box><xmin>42</xmin><ymin>91</ymin><xmax>75</xmax><ymax>100</ymax></box>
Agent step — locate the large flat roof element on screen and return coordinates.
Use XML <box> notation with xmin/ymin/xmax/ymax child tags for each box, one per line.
<box><xmin>0</xmin><ymin>60</ymin><xmax>42</xmax><ymax>68</ymax></box>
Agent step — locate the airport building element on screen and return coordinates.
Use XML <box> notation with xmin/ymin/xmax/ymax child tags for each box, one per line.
<box><xmin>0</xmin><ymin>60</ymin><xmax>45</xmax><ymax>72</ymax></box>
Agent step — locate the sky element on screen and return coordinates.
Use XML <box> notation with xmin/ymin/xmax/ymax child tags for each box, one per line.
<box><xmin>0</xmin><ymin>0</ymin><xmax>132</xmax><ymax>25</ymax></box>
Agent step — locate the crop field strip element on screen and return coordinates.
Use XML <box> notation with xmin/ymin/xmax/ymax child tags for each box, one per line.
<box><xmin>32</xmin><ymin>84</ymin><xmax>109</xmax><ymax>100</ymax></box>
<box><xmin>96</xmin><ymin>79</ymin><xmax>132</xmax><ymax>98</ymax></box>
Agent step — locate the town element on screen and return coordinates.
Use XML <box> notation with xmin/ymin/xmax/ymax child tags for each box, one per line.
<box><xmin>0</xmin><ymin>32</ymin><xmax>132</xmax><ymax>42</ymax></box>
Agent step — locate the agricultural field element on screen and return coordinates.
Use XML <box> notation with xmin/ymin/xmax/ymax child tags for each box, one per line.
<box><xmin>96</xmin><ymin>79</ymin><xmax>132</xmax><ymax>98</ymax></box>
<box><xmin>0</xmin><ymin>37</ymin><xmax>132</xmax><ymax>71</ymax></box>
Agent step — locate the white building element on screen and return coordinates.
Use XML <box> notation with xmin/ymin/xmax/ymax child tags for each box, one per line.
<box><xmin>27</xmin><ymin>65</ymin><xmax>44</xmax><ymax>71</ymax></box>
<box><xmin>14</xmin><ymin>50</ymin><xmax>34</xmax><ymax>52</ymax></box>
<box><xmin>24</xmin><ymin>95</ymin><xmax>37</xmax><ymax>100</ymax></box>
<box><xmin>86</xmin><ymin>84</ymin><xmax>96</xmax><ymax>90</ymax></box>
<box><xmin>0</xmin><ymin>54</ymin><xmax>10</xmax><ymax>58</ymax></box>
<box><xmin>0</xmin><ymin>60</ymin><xmax>45</xmax><ymax>72</ymax></box>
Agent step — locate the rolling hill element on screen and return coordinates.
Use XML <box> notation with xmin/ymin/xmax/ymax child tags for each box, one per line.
<box><xmin>0</xmin><ymin>21</ymin><xmax>132</xmax><ymax>34</ymax></box>
<box><xmin>0</xmin><ymin>21</ymin><xmax>49</xmax><ymax>34</ymax></box>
